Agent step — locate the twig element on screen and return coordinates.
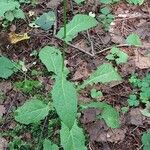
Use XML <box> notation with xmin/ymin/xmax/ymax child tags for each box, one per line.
<box><xmin>54</xmin><ymin>36</ymin><xmax>94</xmax><ymax>57</ymax></box>
<box><xmin>67</xmin><ymin>42</ymin><xmax>94</xmax><ymax>57</ymax></box>
<box><xmin>95</xmin><ymin>44</ymin><xmax>150</xmax><ymax>54</ymax></box>
<box><xmin>96</xmin><ymin>44</ymin><xmax>129</xmax><ymax>54</ymax></box>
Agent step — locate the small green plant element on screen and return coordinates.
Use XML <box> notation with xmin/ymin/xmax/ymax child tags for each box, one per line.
<box><xmin>127</xmin><ymin>94</ymin><xmax>139</xmax><ymax>107</ymax></box>
<box><xmin>126</xmin><ymin>33</ymin><xmax>142</xmax><ymax>47</ymax></box>
<box><xmin>0</xmin><ymin>0</ymin><xmax>25</xmax><ymax>22</ymax></box>
<box><xmin>129</xmin><ymin>73</ymin><xmax>150</xmax><ymax>116</ymax></box>
<box><xmin>141</xmin><ymin>132</ymin><xmax>150</xmax><ymax>150</ymax></box>
<box><xmin>15</xmin><ymin>80</ymin><xmax>42</xmax><ymax>93</ymax></box>
<box><xmin>106</xmin><ymin>47</ymin><xmax>128</xmax><ymax>64</ymax></box>
<box><xmin>98</xmin><ymin>7</ymin><xmax>114</xmax><ymax>31</ymax></box>
<box><xmin>90</xmin><ymin>89</ymin><xmax>103</xmax><ymax>99</ymax></box>
<box><xmin>129</xmin><ymin>73</ymin><xmax>150</xmax><ymax>104</ymax></box>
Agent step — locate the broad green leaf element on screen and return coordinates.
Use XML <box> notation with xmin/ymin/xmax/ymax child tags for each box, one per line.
<box><xmin>15</xmin><ymin>99</ymin><xmax>49</xmax><ymax>124</ymax></box>
<box><xmin>81</xmin><ymin>102</ymin><xmax>120</xmax><ymax>128</ymax></box>
<box><xmin>79</xmin><ymin>63</ymin><xmax>122</xmax><ymax>89</ymax></box>
<box><xmin>126</xmin><ymin>33</ymin><xmax>142</xmax><ymax>46</ymax></box>
<box><xmin>35</xmin><ymin>11</ymin><xmax>56</xmax><ymax>30</ymax></box>
<box><xmin>142</xmin><ymin>132</ymin><xmax>150</xmax><ymax>150</ymax></box>
<box><xmin>0</xmin><ymin>56</ymin><xmax>18</xmax><ymax>79</ymax></box>
<box><xmin>74</xmin><ymin>0</ymin><xmax>85</xmax><ymax>4</ymax></box>
<box><xmin>60</xmin><ymin>121</ymin><xmax>87</xmax><ymax>150</ymax></box>
<box><xmin>0</xmin><ymin>0</ymin><xmax>20</xmax><ymax>17</ymax></box>
<box><xmin>39</xmin><ymin>46</ymin><xmax>63</xmax><ymax>75</ymax></box>
<box><xmin>56</xmin><ymin>14</ymin><xmax>98</xmax><ymax>42</ymax></box>
<box><xmin>52</xmin><ymin>75</ymin><xmax>77</xmax><ymax>129</ymax></box>
<box><xmin>43</xmin><ymin>139</ymin><xmax>59</xmax><ymax>150</ymax></box>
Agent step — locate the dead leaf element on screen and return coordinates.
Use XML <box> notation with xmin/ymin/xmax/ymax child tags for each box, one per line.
<box><xmin>0</xmin><ymin>81</ymin><xmax>12</xmax><ymax>94</ymax></box>
<box><xmin>46</xmin><ymin>0</ymin><xmax>62</xmax><ymax>9</ymax></box>
<box><xmin>8</xmin><ymin>32</ymin><xmax>30</xmax><ymax>44</ymax></box>
<box><xmin>81</xmin><ymin>108</ymin><xmax>101</xmax><ymax>124</ymax></box>
<box><xmin>134</xmin><ymin>50</ymin><xmax>150</xmax><ymax>69</ymax></box>
<box><xmin>85</xmin><ymin>120</ymin><xmax>108</xmax><ymax>142</ymax></box>
<box><xmin>106</xmin><ymin>128</ymin><xmax>126</xmax><ymax>143</ymax></box>
<box><xmin>0</xmin><ymin>105</ymin><xmax>6</xmax><ymax>118</ymax></box>
<box><xmin>128</xmin><ymin>108</ymin><xmax>143</xmax><ymax>126</ymax></box>
<box><xmin>0</xmin><ymin>137</ymin><xmax>8</xmax><ymax>150</ymax></box>
<box><xmin>72</xmin><ymin>62</ymin><xmax>89</xmax><ymax>81</ymax></box>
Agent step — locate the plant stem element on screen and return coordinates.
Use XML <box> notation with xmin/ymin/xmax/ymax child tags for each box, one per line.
<box><xmin>62</xmin><ymin>0</ymin><xmax>67</xmax><ymax>71</ymax></box>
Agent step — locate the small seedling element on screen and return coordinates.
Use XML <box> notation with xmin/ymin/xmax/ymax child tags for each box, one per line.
<box><xmin>15</xmin><ymin>80</ymin><xmax>42</xmax><ymax>93</ymax></box>
<box><xmin>141</xmin><ymin>132</ymin><xmax>150</xmax><ymax>150</ymax></box>
<box><xmin>98</xmin><ymin>7</ymin><xmax>114</xmax><ymax>31</ymax></box>
<box><xmin>129</xmin><ymin>73</ymin><xmax>150</xmax><ymax>104</ymax></box>
<box><xmin>127</xmin><ymin>94</ymin><xmax>139</xmax><ymax>107</ymax></box>
<box><xmin>106</xmin><ymin>47</ymin><xmax>128</xmax><ymax>64</ymax></box>
<box><xmin>90</xmin><ymin>89</ymin><xmax>103</xmax><ymax>99</ymax></box>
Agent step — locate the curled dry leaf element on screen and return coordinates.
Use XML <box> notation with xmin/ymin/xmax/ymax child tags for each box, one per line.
<box><xmin>134</xmin><ymin>50</ymin><xmax>150</xmax><ymax>69</ymax></box>
<box><xmin>8</xmin><ymin>32</ymin><xmax>30</xmax><ymax>44</ymax></box>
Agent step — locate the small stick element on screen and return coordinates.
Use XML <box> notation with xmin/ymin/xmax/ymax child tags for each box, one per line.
<box><xmin>96</xmin><ymin>44</ymin><xmax>150</xmax><ymax>54</ymax></box>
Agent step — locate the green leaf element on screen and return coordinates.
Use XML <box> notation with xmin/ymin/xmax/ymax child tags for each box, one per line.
<box><xmin>141</xmin><ymin>132</ymin><xmax>150</xmax><ymax>150</ymax></box>
<box><xmin>15</xmin><ymin>99</ymin><xmax>49</xmax><ymax>124</ymax></box>
<box><xmin>13</xmin><ymin>9</ymin><xmax>25</xmax><ymax>19</ymax></box>
<box><xmin>74</xmin><ymin>0</ymin><xmax>85</xmax><ymax>4</ymax></box>
<box><xmin>140</xmin><ymin>102</ymin><xmax>150</xmax><ymax>117</ymax></box>
<box><xmin>39</xmin><ymin>46</ymin><xmax>63</xmax><ymax>75</ymax></box>
<box><xmin>5</xmin><ymin>11</ymin><xmax>14</xmax><ymax>21</ymax></box>
<box><xmin>126</xmin><ymin>0</ymin><xmax>144</xmax><ymax>5</ymax></box>
<box><xmin>15</xmin><ymin>80</ymin><xmax>42</xmax><ymax>93</ymax></box>
<box><xmin>100</xmin><ymin>7</ymin><xmax>110</xmax><ymax>15</ymax></box>
<box><xmin>79</xmin><ymin>63</ymin><xmax>122</xmax><ymax>89</ymax></box>
<box><xmin>106</xmin><ymin>47</ymin><xmax>128</xmax><ymax>64</ymax></box>
<box><xmin>60</xmin><ymin>121</ymin><xmax>87</xmax><ymax>150</ymax></box>
<box><xmin>0</xmin><ymin>56</ymin><xmax>18</xmax><ymax>79</ymax></box>
<box><xmin>81</xmin><ymin>102</ymin><xmax>120</xmax><ymax>128</ymax></box>
<box><xmin>43</xmin><ymin>139</ymin><xmax>59</xmax><ymax>150</ymax></box>
<box><xmin>126</xmin><ymin>33</ymin><xmax>142</xmax><ymax>46</ymax></box>
<box><xmin>90</xmin><ymin>89</ymin><xmax>103</xmax><ymax>98</ymax></box>
<box><xmin>0</xmin><ymin>0</ymin><xmax>20</xmax><ymax>17</ymax></box>
<box><xmin>127</xmin><ymin>94</ymin><xmax>139</xmax><ymax>107</ymax></box>
<box><xmin>52</xmin><ymin>75</ymin><xmax>77</xmax><ymax>129</ymax></box>
<box><xmin>100</xmin><ymin>0</ymin><xmax>120</xmax><ymax>4</ymax></box>
<box><xmin>56</xmin><ymin>14</ymin><xmax>98</xmax><ymax>42</ymax></box>
<box><xmin>35</xmin><ymin>11</ymin><xmax>56</xmax><ymax>30</ymax></box>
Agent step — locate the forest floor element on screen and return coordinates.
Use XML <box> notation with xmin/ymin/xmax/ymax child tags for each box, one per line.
<box><xmin>0</xmin><ymin>0</ymin><xmax>150</xmax><ymax>150</ymax></box>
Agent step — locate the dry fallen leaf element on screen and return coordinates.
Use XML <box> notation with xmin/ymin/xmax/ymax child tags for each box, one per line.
<box><xmin>134</xmin><ymin>50</ymin><xmax>150</xmax><ymax>69</ymax></box>
<box><xmin>0</xmin><ymin>105</ymin><xmax>6</xmax><ymax>118</ymax></box>
<box><xmin>0</xmin><ymin>137</ymin><xmax>8</xmax><ymax>150</ymax></box>
<box><xmin>8</xmin><ymin>32</ymin><xmax>30</xmax><ymax>44</ymax></box>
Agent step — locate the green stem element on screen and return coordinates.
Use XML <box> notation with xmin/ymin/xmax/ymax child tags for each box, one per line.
<box><xmin>62</xmin><ymin>0</ymin><xmax>67</xmax><ymax>71</ymax></box>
